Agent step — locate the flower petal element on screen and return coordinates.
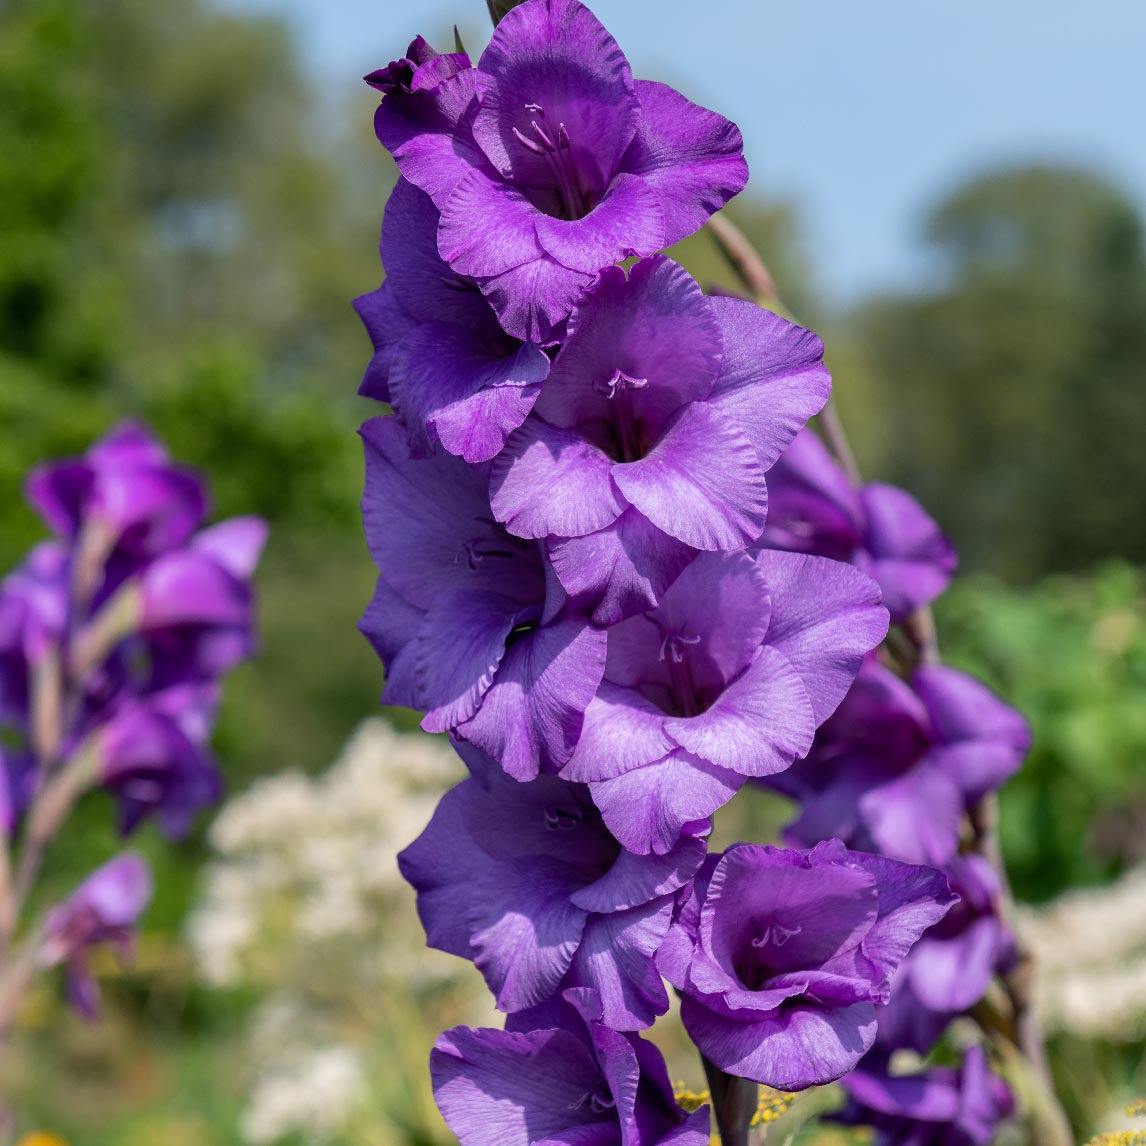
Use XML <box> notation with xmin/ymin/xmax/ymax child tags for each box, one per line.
<box><xmin>491</xmin><ymin>418</ymin><xmax>626</xmax><ymax>539</ymax></box>
<box><xmin>708</xmin><ymin>298</ymin><xmax>830</xmax><ymax>470</ymax></box>
<box><xmin>457</xmin><ymin>617</ymin><xmax>607</xmax><ymax>779</ymax></box>
<box><xmin>561</xmin><ymin>682</ymin><xmax>675</xmax><ymax>781</ymax></box>
<box><xmin>622</xmin><ymin>79</ymin><xmax>748</xmax><ymax>246</ymax></box>
<box><xmin>667</xmin><ymin>645</ymin><xmax>816</xmax><ymax>776</ymax></box>
<box><xmin>613</xmin><ymin>404</ymin><xmax>768</xmax><ymax>551</ymax></box>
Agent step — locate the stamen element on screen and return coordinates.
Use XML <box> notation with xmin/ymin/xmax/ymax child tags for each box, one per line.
<box><xmin>751</xmin><ymin>922</ymin><xmax>803</xmax><ymax>949</ymax></box>
<box><xmin>658</xmin><ymin>631</ymin><xmax>701</xmax><ymax>664</ymax></box>
<box><xmin>544</xmin><ymin>804</ymin><xmax>594</xmax><ymax>831</ymax></box>
<box><xmin>594</xmin><ymin>368</ymin><xmax>649</xmax><ymax>400</ymax></box>
<box><xmin>512</xmin><ymin>125</ymin><xmax>548</xmax><ymax>157</ymax></box>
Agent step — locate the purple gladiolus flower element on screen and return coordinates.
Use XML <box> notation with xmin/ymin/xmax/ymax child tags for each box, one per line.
<box><xmin>373</xmin><ymin>0</ymin><xmax>748</xmax><ymax>341</ymax></box>
<box><xmin>875</xmin><ymin>854</ymin><xmax>1015</xmax><ymax>1054</ymax></box>
<box><xmin>96</xmin><ymin>687</ymin><xmax>222</xmax><ymax>837</ymax></box>
<box><xmin>39</xmin><ymin>853</ymin><xmax>152</xmax><ymax>1019</ymax></box>
<box><xmin>758</xmin><ymin>429</ymin><xmax>956</xmax><ymax>622</ymax></box>
<box><xmin>360</xmin><ymin>415</ymin><xmax>605</xmax><ymax>778</ymax></box>
<box><xmin>431</xmin><ymin>988</ymin><xmax>711</xmax><ymax>1146</ymax></box>
<box><xmin>562</xmin><ymin>548</ymin><xmax>887</xmax><ymax>855</ymax></box>
<box><xmin>492</xmin><ymin>257</ymin><xmax>831</xmax><ymax>585</ymax></box>
<box><xmin>774</xmin><ymin>658</ymin><xmax>1030</xmax><ymax>866</ymax></box>
<box><xmin>355</xmin><ymin>178</ymin><xmax>551</xmax><ymax>463</ymax></box>
<box><xmin>833</xmin><ymin>1046</ymin><xmax>1014</xmax><ymax>1146</ymax></box>
<box><xmin>25</xmin><ymin>421</ymin><xmax>207</xmax><ymax>563</ymax></box>
<box><xmin>658</xmin><ymin>840</ymin><xmax>955</xmax><ymax>1091</ymax></box>
<box><xmin>399</xmin><ymin>742</ymin><xmax>705</xmax><ymax>1030</ymax></box>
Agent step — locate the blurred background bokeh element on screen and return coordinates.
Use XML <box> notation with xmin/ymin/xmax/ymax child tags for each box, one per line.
<box><xmin>1</xmin><ymin>0</ymin><xmax>1144</xmax><ymax>1140</ymax></box>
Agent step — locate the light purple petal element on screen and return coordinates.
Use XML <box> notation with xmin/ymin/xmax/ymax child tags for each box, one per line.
<box><xmin>667</xmin><ymin>646</ymin><xmax>816</xmax><ymax>776</ymax></box>
<box><xmin>621</xmin><ymin>80</ymin><xmax>748</xmax><ymax>246</ymax></box>
<box><xmin>431</xmin><ymin>1025</ymin><xmax>605</xmax><ymax>1146</ymax></box>
<box><xmin>416</xmin><ymin>589</ymin><xmax>515</xmax><ymax>732</ymax></box>
<box><xmin>858</xmin><ymin>760</ymin><xmax>965</xmax><ymax>866</ymax></box>
<box><xmin>708</xmin><ymin>298</ymin><xmax>830</xmax><ymax>470</ymax></box>
<box><xmin>547</xmin><ymin>507</ymin><xmax>697</xmax><ymax>627</ymax></box>
<box><xmin>457</xmin><ymin>618</ymin><xmax>607</xmax><ymax>779</ymax></box>
<box><xmin>613</xmin><ymin>404</ymin><xmax>768</xmax><ymax>551</ymax></box>
<box><xmin>534</xmin><ymin>175</ymin><xmax>664</xmax><ymax>272</ymax></box>
<box><xmin>755</xmin><ymin>549</ymin><xmax>888</xmax><ymax>725</ymax></box>
<box><xmin>561</xmin><ymin>683</ymin><xmax>674</xmax><ymax>781</ymax></box>
<box><xmin>439</xmin><ymin>168</ymin><xmax>545</xmax><ymax>277</ymax></box>
<box><xmin>572</xmin><ymin>834</ymin><xmax>705</xmax><ymax>914</ymax></box>
<box><xmin>190</xmin><ymin>516</ymin><xmax>267</xmax><ymax>580</ymax></box>
<box><xmin>565</xmin><ymin>900</ymin><xmax>673</xmax><ymax>1031</ymax></box>
<box><xmin>591</xmin><ymin>751</ymin><xmax>742</xmax><ymax>856</ymax></box>
<box><xmin>681</xmin><ymin>996</ymin><xmax>877</xmax><ymax>1090</ymax></box>
<box><xmin>491</xmin><ymin>418</ymin><xmax>626</xmax><ymax>539</ymax></box>
<box><xmin>469</xmin><ymin>857</ymin><xmax>588</xmax><ymax>1011</ymax></box>
<box><xmin>477</xmin><ymin>254</ymin><xmax>594</xmax><ymax>345</ymax></box>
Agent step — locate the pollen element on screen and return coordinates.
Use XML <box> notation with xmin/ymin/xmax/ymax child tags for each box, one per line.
<box><xmin>672</xmin><ymin>1083</ymin><xmax>711</xmax><ymax>1113</ymax></box>
<box><xmin>752</xmin><ymin>1086</ymin><xmax>798</xmax><ymax>1125</ymax></box>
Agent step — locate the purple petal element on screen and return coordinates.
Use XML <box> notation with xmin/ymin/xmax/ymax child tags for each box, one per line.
<box><xmin>469</xmin><ymin>857</ymin><xmax>588</xmax><ymax>1011</ymax></box>
<box><xmin>476</xmin><ymin>253</ymin><xmax>594</xmax><ymax>345</ymax></box>
<box><xmin>375</xmin><ymin>69</ymin><xmax>484</xmax><ymax>208</ymax></box>
<box><xmin>667</xmin><ymin>645</ymin><xmax>816</xmax><ymax>776</ymax></box>
<box><xmin>416</xmin><ymin>590</ymin><xmax>516</xmax><ymax>733</ymax></box>
<box><xmin>391</xmin><ymin>322</ymin><xmax>548</xmax><ymax>463</ymax></box>
<box><xmin>680</xmin><ymin>995</ymin><xmax>877</xmax><ymax>1090</ymax></box>
<box><xmin>354</xmin><ymin>281</ymin><xmax>408</xmax><ymax>402</ymax></box>
<box><xmin>439</xmin><ymin>168</ymin><xmax>546</xmax><ymax>277</ymax></box>
<box><xmin>472</xmin><ymin>0</ymin><xmax>639</xmax><ymax>193</ymax></box>
<box><xmin>565</xmin><ymin>900</ymin><xmax>673</xmax><ymax>1030</ymax></box>
<box><xmin>621</xmin><ymin>80</ymin><xmax>748</xmax><ymax>245</ymax></box>
<box><xmin>190</xmin><ymin>516</ymin><xmax>267</xmax><ymax>580</ymax></box>
<box><xmin>140</xmin><ymin>550</ymin><xmax>250</xmax><ymax>630</ymax></box>
<box><xmin>858</xmin><ymin>482</ymin><xmax>956</xmax><ymax>619</ymax></box>
<box><xmin>431</xmin><ymin>1025</ymin><xmax>605</xmax><ymax>1146</ymax></box>
<box><xmin>572</xmin><ymin>834</ymin><xmax>706</xmax><ymax>914</ymax></box>
<box><xmin>548</xmin><ymin>507</ymin><xmax>697</xmax><ymax>627</ymax></box>
<box><xmin>858</xmin><ymin>759</ymin><xmax>965</xmax><ymax>866</ymax></box>
<box><xmin>591</xmin><ymin>751</ymin><xmax>742</xmax><ymax>856</ymax></box>
<box><xmin>534</xmin><ymin>258</ymin><xmax>721</xmax><ymax>437</ymax></box>
<box><xmin>909</xmin><ymin>915</ymin><xmax>1003</xmax><ymax>1013</ymax></box>
<box><xmin>457</xmin><ymin>617</ymin><xmax>607</xmax><ymax>779</ymax></box>
<box><xmin>491</xmin><ymin>418</ymin><xmax>626</xmax><ymax>539</ymax></box>
<box><xmin>755</xmin><ymin>549</ymin><xmax>888</xmax><ymax>725</ymax></box>
<box><xmin>708</xmin><ymin>298</ymin><xmax>830</xmax><ymax>470</ymax></box>
<box><xmin>359</xmin><ymin>580</ymin><xmax>425</xmax><ymax>708</ymax></box>
<box><xmin>561</xmin><ymin>683</ymin><xmax>675</xmax><ymax>781</ymax></box>
<box><xmin>534</xmin><ymin>175</ymin><xmax>664</xmax><ymax>272</ymax></box>
<box><xmin>613</xmin><ymin>404</ymin><xmax>768</xmax><ymax>551</ymax></box>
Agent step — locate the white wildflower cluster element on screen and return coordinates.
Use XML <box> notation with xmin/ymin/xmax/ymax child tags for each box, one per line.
<box><xmin>1019</xmin><ymin>864</ymin><xmax>1146</xmax><ymax>1041</ymax></box>
<box><xmin>188</xmin><ymin>720</ymin><xmax>481</xmax><ymax>1145</ymax></box>
<box><xmin>240</xmin><ymin>1045</ymin><xmax>367</xmax><ymax>1145</ymax></box>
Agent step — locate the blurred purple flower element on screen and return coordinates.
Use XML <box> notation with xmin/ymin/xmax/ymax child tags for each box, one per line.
<box><xmin>373</xmin><ymin>0</ymin><xmax>748</xmax><ymax>341</ymax></box>
<box><xmin>833</xmin><ymin>1046</ymin><xmax>1014</xmax><ymax>1146</ymax></box>
<box><xmin>355</xmin><ymin>178</ymin><xmax>551</xmax><ymax>463</ymax></box>
<box><xmin>25</xmin><ymin>421</ymin><xmax>207</xmax><ymax>564</ymax></box>
<box><xmin>39</xmin><ymin>853</ymin><xmax>152</xmax><ymax>1019</ymax></box>
<box><xmin>360</xmin><ymin>415</ymin><xmax>605</xmax><ymax>779</ymax></box>
<box><xmin>562</xmin><ymin>549</ymin><xmax>886</xmax><ymax>855</ymax></box>
<box><xmin>774</xmin><ymin>657</ymin><xmax>1030</xmax><ymax>866</ymax></box>
<box><xmin>400</xmin><ymin>742</ymin><xmax>704</xmax><ymax>1030</ymax></box>
<box><xmin>657</xmin><ymin>840</ymin><xmax>955</xmax><ymax>1091</ymax></box>
<box><xmin>875</xmin><ymin>854</ymin><xmax>1016</xmax><ymax>1054</ymax></box>
<box><xmin>431</xmin><ymin>988</ymin><xmax>710</xmax><ymax>1146</ymax></box>
<box><xmin>759</xmin><ymin>429</ymin><xmax>956</xmax><ymax>622</ymax></box>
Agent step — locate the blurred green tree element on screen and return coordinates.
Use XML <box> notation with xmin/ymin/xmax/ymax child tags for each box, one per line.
<box><xmin>852</xmin><ymin>165</ymin><xmax>1146</xmax><ymax>581</ymax></box>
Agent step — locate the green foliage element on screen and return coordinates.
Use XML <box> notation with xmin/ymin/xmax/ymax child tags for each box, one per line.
<box><xmin>939</xmin><ymin>562</ymin><xmax>1146</xmax><ymax>902</ymax></box>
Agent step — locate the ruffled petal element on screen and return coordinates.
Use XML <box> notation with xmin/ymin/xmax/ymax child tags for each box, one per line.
<box><xmin>667</xmin><ymin>645</ymin><xmax>816</xmax><ymax>776</ymax></box>
<box><xmin>756</xmin><ymin>549</ymin><xmax>888</xmax><ymax>725</ymax></box>
<box><xmin>472</xmin><ymin>0</ymin><xmax>639</xmax><ymax>193</ymax></box>
<box><xmin>590</xmin><ymin>750</ymin><xmax>742</xmax><ymax>856</ymax></box>
<box><xmin>561</xmin><ymin>682</ymin><xmax>675</xmax><ymax>781</ymax></box>
<box><xmin>491</xmin><ymin>418</ymin><xmax>626</xmax><ymax>539</ymax></box>
<box><xmin>457</xmin><ymin>617</ymin><xmax>607</xmax><ymax>779</ymax></box>
<box><xmin>621</xmin><ymin>79</ymin><xmax>748</xmax><ymax>246</ymax></box>
<box><xmin>612</xmin><ymin>404</ymin><xmax>768</xmax><ymax>551</ymax></box>
<box><xmin>680</xmin><ymin>995</ymin><xmax>877</xmax><ymax>1091</ymax></box>
<box><xmin>707</xmin><ymin>297</ymin><xmax>831</xmax><ymax>470</ymax></box>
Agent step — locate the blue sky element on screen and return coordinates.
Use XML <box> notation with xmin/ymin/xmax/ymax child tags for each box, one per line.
<box><xmin>228</xmin><ymin>0</ymin><xmax>1146</xmax><ymax>305</ymax></box>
